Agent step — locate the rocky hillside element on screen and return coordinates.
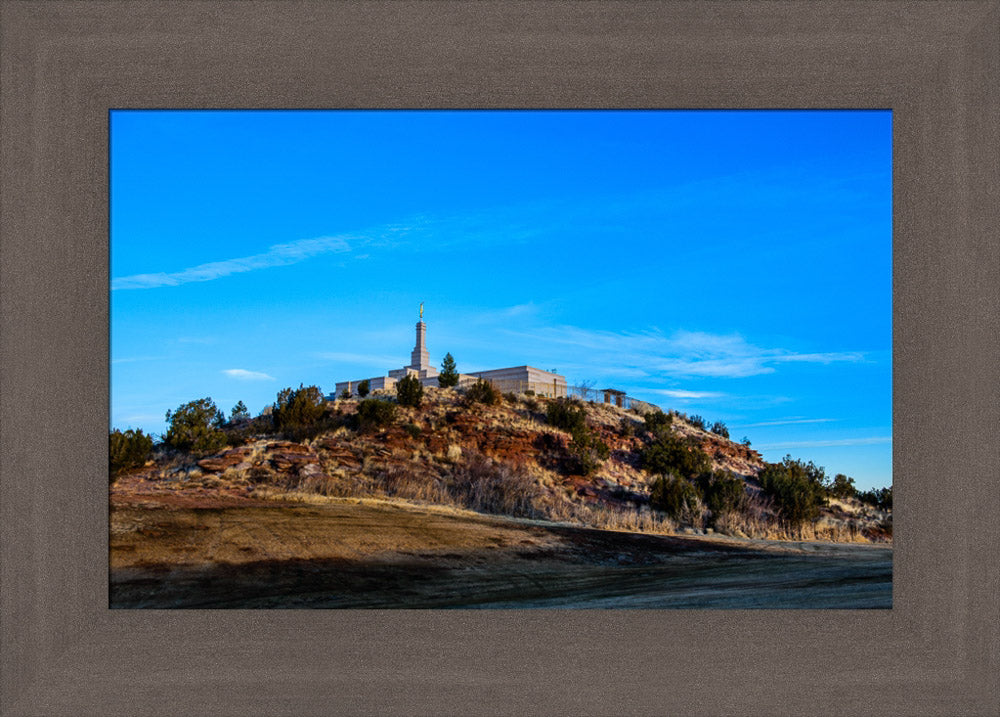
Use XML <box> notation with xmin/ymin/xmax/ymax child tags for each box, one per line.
<box><xmin>112</xmin><ymin>387</ymin><xmax>891</xmax><ymax>543</ymax></box>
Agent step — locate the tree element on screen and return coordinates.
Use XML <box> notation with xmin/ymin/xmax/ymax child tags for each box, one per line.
<box><xmin>355</xmin><ymin>398</ymin><xmax>397</xmax><ymax>431</ymax></box>
<box><xmin>109</xmin><ymin>428</ymin><xmax>154</xmax><ymax>481</ymax></box>
<box><xmin>650</xmin><ymin>474</ymin><xmax>701</xmax><ymax>521</ymax></box>
<box><xmin>858</xmin><ymin>486</ymin><xmax>892</xmax><ymax>511</ymax></box>
<box><xmin>438</xmin><ymin>352</ymin><xmax>459</xmax><ymax>388</ymax></box>
<box><xmin>709</xmin><ymin>420</ymin><xmax>729</xmax><ymax>438</ymax></box>
<box><xmin>641</xmin><ymin>433</ymin><xmax>712</xmax><ymax>481</ymax></box>
<box><xmin>273</xmin><ymin>384</ymin><xmax>326</xmax><ymax>435</ymax></box>
<box><xmin>546</xmin><ymin>398</ymin><xmax>587</xmax><ymax>433</ymax></box>
<box><xmin>643</xmin><ymin>409</ymin><xmax>673</xmax><ymax>436</ymax></box>
<box><xmin>575</xmin><ymin>379</ymin><xmax>596</xmax><ymax>401</ymax></box>
<box><xmin>230</xmin><ymin>400</ymin><xmax>250</xmax><ymax>422</ymax></box>
<box><xmin>544</xmin><ymin>398</ymin><xmax>607</xmax><ymax>475</ymax></box>
<box><xmin>465</xmin><ymin>378</ymin><xmax>500</xmax><ymax>406</ymax></box>
<box><xmin>396</xmin><ymin>374</ymin><xmax>423</xmax><ymax>408</ymax></box>
<box><xmin>165</xmin><ymin>398</ymin><xmax>227</xmax><ymax>455</ymax></box>
<box><xmin>829</xmin><ymin>473</ymin><xmax>857</xmax><ymax>500</ymax></box>
<box><xmin>357</xmin><ymin>379</ymin><xmax>370</xmax><ymax>398</ymax></box>
<box><xmin>757</xmin><ymin>455</ymin><xmax>829</xmax><ymax>526</ymax></box>
<box><xmin>696</xmin><ymin>470</ymin><xmax>746</xmax><ymax>518</ymax></box>
<box><xmin>567</xmin><ymin>427</ymin><xmax>610</xmax><ymax>476</ymax></box>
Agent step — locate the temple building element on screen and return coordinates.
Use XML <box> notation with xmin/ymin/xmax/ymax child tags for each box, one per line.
<box><xmin>333</xmin><ymin>306</ymin><xmax>567</xmax><ymax>399</ymax></box>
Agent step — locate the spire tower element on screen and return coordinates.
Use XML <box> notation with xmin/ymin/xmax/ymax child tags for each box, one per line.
<box><xmin>410</xmin><ymin>318</ymin><xmax>430</xmax><ymax>372</ymax></box>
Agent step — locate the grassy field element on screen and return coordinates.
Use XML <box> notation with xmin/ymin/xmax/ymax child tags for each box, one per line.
<box><xmin>110</xmin><ymin>497</ymin><xmax>891</xmax><ymax>609</ymax></box>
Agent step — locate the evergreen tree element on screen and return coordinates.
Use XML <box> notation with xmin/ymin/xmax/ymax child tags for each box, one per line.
<box><xmin>396</xmin><ymin>374</ymin><xmax>423</xmax><ymax>408</ymax></box>
<box><xmin>357</xmin><ymin>379</ymin><xmax>370</xmax><ymax>398</ymax></box>
<box><xmin>165</xmin><ymin>398</ymin><xmax>227</xmax><ymax>455</ymax></box>
<box><xmin>109</xmin><ymin>428</ymin><xmax>154</xmax><ymax>481</ymax></box>
<box><xmin>758</xmin><ymin>455</ymin><xmax>828</xmax><ymax>526</ymax></box>
<box><xmin>273</xmin><ymin>384</ymin><xmax>326</xmax><ymax>432</ymax></box>
<box><xmin>230</xmin><ymin>400</ymin><xmax>249</xmax><ymax>422</ymax></box>
<box><xmin>709</xmin><ymin>420</ymin><xmax>729</xmax><ymax>438</ymax></box>
<box><xmin>438</xmin><ymin>352</ymin><xmax>459</xmax><ymax>387</ymax></box>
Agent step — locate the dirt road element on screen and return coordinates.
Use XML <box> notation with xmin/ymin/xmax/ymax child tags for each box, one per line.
<box><xmin>110</xmin><ymin>498</ymin><xmax>891</xmax><ymax>609</ymax></box>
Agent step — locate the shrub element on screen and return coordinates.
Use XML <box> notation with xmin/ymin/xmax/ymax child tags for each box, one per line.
<box><xmin>355</xmin><ymin>398</ymin><xmax>397</xmax><ymax>431</ymax></box>
<box><xmin>546</xmin><ymin>398</ymin><xmax>587</xmax><ymax>434</ymax></box>
<box><xmin>829</xmin><ymin>473</ymin><xmax>857</xmax><ymax>500</ymax></box>
<box><xmin>524</xmin><ymin>389</ymin><xmax>535</xmax><ymax>396</ymax></box>
<box><xmin>339</xmin><ymin>389</ymin><xmax>351</xmax><ymax>399</ymax></box>
<box><xmin>357</xmin><ymin>379</ymin><xmax>370</xmax><ymax>398</ymax></box>
<box><xmin>403</xmin><ymin>422</ymin><xmax>422</xmax><ymax>439</ymax></box>
<box><xmin>709</xmin><ymin>420</ymin><xmax>730</xmax><ymax>438</ymax></box>
<box><xmin>396</xmin><ymin>374</ymin><xmax>423</xmax><ymax>408</ymax></box>
<box><xmin>688</xmin><ymin>414</ymin><xmax>707</xmax><ymax>430</ymax></box>
<box><xmin>230</xmin><ymin>400</ymin><xmax>250</xmax><ymax>422</ymax></box>
<box><xmin>741</xmin><ymin>436</ymin><xmax>752</xmax><ymax>447</ymax></box>
<box><xmin>641</xmin><ymin>433</ymin><xmax>712</xmax><ymax>480</ymax></box>
<box><xmin>568</xmin><ymin>429</ymin><xmax>610</xmax><ymax>476</ymax></box>
<box><xmin>109</xmin><ymin>428</ymin><xmax>153</xmax><ymax>480</ymax></box>
<box><xmin>643</xmin><ymin>409</ymin><xmax>672</xmax><ymax>436</ymax></box>
<box><xmin>438</xmin><ymin>352</ymin><xmax>459</xmax><ymax>388</ymax></box>
<box><xmin>165</xmin><ymin>398</ymin><xmax>227</xmax><ymax>455</ymax></box>
<box><xmin>650</xmin><ymin>475</ymin><xmax>701</xmax><ymax>521</ymax></box>
<box><xmin>696</xmin><ymin>470</ymin><xmax>746</xmax><ymax>519</ymax></box>
<box><xmin>758</xmin><ymin>455</ymin><xmax>828</xmax><ymax>526</ymax></box>
<box><xmin>465</xmin><ymin>378</ymin><xmax>500</xmax><ymax>405</ymax></box>
<box><xmin>858</xmin><ymin>486</ymin><xmax>892</xmax><ymax>511</ymax></box>
<box><xmin>446</xmin><ymin>451</ymin><xmax>543</xmax><ymax>518</ymax></box>
<box><xmin>544</xmin><ymin>398</ymin><xmax>608</xmax><ymax>475</ymax></box>
<box><xmin>273</xmin><ymin>384</ymin><xmax>326</xmax><ymax>438</ymax></box>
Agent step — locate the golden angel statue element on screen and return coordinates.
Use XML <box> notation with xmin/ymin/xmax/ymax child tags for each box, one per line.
<box><xmin>419</xmin><ymin>302</ymin><xmax>424</xmax><ymax>319</ymax></box>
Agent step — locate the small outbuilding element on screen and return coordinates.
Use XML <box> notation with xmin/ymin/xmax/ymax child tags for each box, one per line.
<box><xmin>600</xmin><ymin>388</ymin><xmax>627</xmax><ymax>407</ymax></box>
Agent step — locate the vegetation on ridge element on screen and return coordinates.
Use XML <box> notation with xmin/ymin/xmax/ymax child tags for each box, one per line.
<box><xmin>111</xmin><ymin>385</ymin><xmax>892</xmax><ymax>543</ymax></box>
<box><xmin>395</xmin><ymin>374</ymin><xmax>423</xmax><ymax>408</ymax></box>
<box><xmin>437</xmin><ymin>352</ymin><xmax>459</xmax><ymax>388</ymax></box>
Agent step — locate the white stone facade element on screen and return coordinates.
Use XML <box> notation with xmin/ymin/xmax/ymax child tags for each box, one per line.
<box><xmin>462</xmin><ymin>366</ymin><xmax>567</xmax><ymax>397</ymax></box>
<box><xmin>332</xmin><ymin>317</ymin><xmax>565</xmax><ymax>399</ymax></box>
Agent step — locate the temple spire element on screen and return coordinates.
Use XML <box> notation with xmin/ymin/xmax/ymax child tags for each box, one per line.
<box><xmin>410</xmin><ymin>313</ymin><xmax>430</xmax><ymax>371</ymax></box>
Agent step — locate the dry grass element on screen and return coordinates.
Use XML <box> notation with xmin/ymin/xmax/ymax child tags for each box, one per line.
<box><xmin>445</xmin><ymin>451</ymin><xmax>545</xmax><ymax>519</ymax></box>
<box><xmin>566</xmin><ymin>503</ymin><xmax>677</xmax><ymax>535</ymax></box>
<box><xmin>131</xmin><ymin>389</ymin><xmax>888</xmax><ymax>545</ymax></box>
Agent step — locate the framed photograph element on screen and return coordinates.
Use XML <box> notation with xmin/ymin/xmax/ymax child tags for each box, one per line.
<box><xmin>108</xmin><ymin>107</ymin><xmax>893</xmax><ymax>611</ymax></box>
<box><xmin>2</xmin><ymin>1</ymin><xmax>997</xmax><ymax>714</ymax></box>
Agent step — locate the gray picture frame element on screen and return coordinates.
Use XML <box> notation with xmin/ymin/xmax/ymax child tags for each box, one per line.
<box><xmin>2</xmin><ymin>1</ymin><xmax>997</xmax><ymax>715</ymax></box>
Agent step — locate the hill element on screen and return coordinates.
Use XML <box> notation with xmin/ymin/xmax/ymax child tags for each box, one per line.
<box><xmin>112</xmin><ymin>386</ymin><xmax>891</xmax><ymax>544</ymax></box>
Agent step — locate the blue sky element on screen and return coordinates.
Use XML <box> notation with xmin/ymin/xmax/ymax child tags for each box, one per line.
<box><xmin>111</xmin><ymin>110</ymin><xmax>891</xmax><ymax>490</ymax></box>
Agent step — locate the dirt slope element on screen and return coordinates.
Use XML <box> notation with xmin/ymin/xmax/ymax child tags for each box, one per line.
<box><xmin>110</xmin><ymin>498</ymin><xmax>891</xmax><ymax>609</ymax></box>
<box><xmin>115</xmin><ymin>388</ymin><xmax>889</xmax><ymax>543</ymax></box>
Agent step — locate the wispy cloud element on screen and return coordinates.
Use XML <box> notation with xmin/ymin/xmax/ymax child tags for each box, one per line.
<box><xmin>223</xmin><ymin>368</ymin><xmax>275</xmax><ymax>381</ymax></box>
<box><xmin>756</xmin><ymin>436</ymin><xmax>891</xmax><ymax>450</ymax></box>
<box><xmin>737</xmin><ymin>418</ymin><xmax>838</xmax><ymax>428</ymax></box>
<box><xmin>500</xmin><ymin>326</ymin><xmax>864</xmax><ymax>380</ymax></box>
<box><xmin>771</xmin><ymin>352</ymin><xmax>865</xmax><ymax>364</ymax></box>
<box><xmin>112</xmin><ymin>208</ymin><xmax>548</xmax><ymax>291</ymax></box>
<box><xmin>646</xmin><ymin>388</ymin><xmax>726</xmax><ymax>400</ymax></box>
<box><xmin>113</xmin><ymin>235</ymin><xmax>353</xmax><ymax>290</ymax></box>
<box><xmin>112</xmin><ymin>356</ymin><xmax>165</xmax><ymax>364</ymax></box>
